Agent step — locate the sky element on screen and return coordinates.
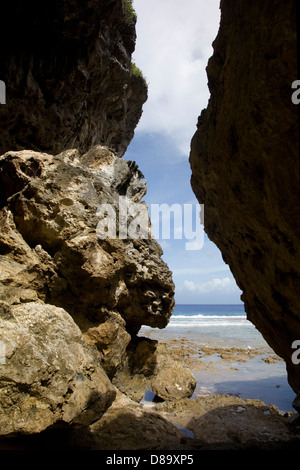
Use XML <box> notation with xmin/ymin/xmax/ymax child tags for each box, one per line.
<box><xmin>125</xmin><ymin>0</ymin><xmax>243</xmax><ymax>305</ymax></box>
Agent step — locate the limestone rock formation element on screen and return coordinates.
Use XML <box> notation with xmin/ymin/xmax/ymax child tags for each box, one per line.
<box><xmin>83</xmin><ymin>311</ymin><xmax>131</xmax><ymax>379</ymax></box>
<box><xmin>112</xmin><ymin>335</ymin><xmax>197</xmax><ymax>403</ymax></box>
<box><xmin>112</xmin><ymin>337</ymin><xmax>160</xmax><ymax>402</ymax></box>
<box><xmin>0</xmin><ymin>0</ymin><xmax>147</xmax><ymax>156</ymax></box>
<box><xmin>0</xmin><ymin>301</ymin><xmax>116</xmax><ymax>436</ymax></box>
<box><xmin>0</xmin><ymin>146</ymin><xmax>174</xmax><ymax>381</ymax></box>
<box><xmin>150</xmin><ymin>362</ymin><xmax>196</xmax><ymax>401</ymax></box>
<box><xmin>69</xmin><ymin>390</ymin><xmax>188</xmax><ymax>450</ymax></box>
<box><xmin>0</xmin><ymin>0</ymin><xmax>177</xmax><ymax>442</ymax></box>
<box><xmin>155</xmin><ymin>395</ymin><xmax>300</xmax><ymax>450</ymax></box>
<box><xmin>0</xmin><ymin>144</ymin><xmax>175</xmax><ymax>438</ymax></box>
<box><xmin>189</xmin><ymin>0</ymin><xmax>300</xmax><ymax>394</ymax></box>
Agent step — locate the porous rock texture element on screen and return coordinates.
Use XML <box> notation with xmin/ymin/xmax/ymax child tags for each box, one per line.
<box><xmin>113</xmin><ymin>336</ymin><xmax>197</xmax><ymax>403</ymax></box>
<box><xmin>0</xmin><ymin>0</ymin><xmax>147</xmax><ymax>157</ymax></box>
<box><xmin>154</xmin><ymin>395</ymin><xmax>300</xmax><ymax>450</ymax></box>
<box><xmin>0</xmin><ymin>147</ymin><xmax>174</xmax><ymax>335</ymax></box>
<box><xmin>189</xmin><ymin>0</ymin><xmax>300</xmax><ymax>394</ymax></box>
<box><xmin>0</xmin><ymin>301</ymin><xmax>116</xmax><ymax>436</ymax></box>
<box><xmin>150</xmin><ymin>362</ymin><xmax>196</xmax><ymax>401</ymax></box>
<box><xmin>0</xmin><ymin>146</ymin><xmax>175</xmax><ymax>437</ymax></box>
<box><xmin>69</xmin><ymin>390</ymin><xmax>188</xmax><ymax>450</ymax></box>
<box><xmin>0</xmin><ymin>0</ymin><xmax>177</xmax><ymax>443</ymax></box>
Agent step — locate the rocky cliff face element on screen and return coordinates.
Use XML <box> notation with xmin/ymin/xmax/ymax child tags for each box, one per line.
<box><xmin>0</xmin><ymin>147</ymin><xmax>174</xmax><ymax>336</ymax></box>
<box><xmin>0</xmin><ymin>0</ymin><xmax>147</xmax><ymax>156</ymax></box>
<box><xmin>3</xmin><ymin>0</ymin><xmax>298</xmax><ymax>449</ymax></box>
<box><xmin>0</xmin><ymin>146</ymin><xmax>175</xmax><ymax>436</ymax></box>
<box><xmin>0</xmin><ymin>0</ymin><xmax>177</xmax><ymax>442</ymax></box>
<box><xmin>190</xmin><ymin>0</ymin><xmax>300</xmax><ymax>394</ymax></box>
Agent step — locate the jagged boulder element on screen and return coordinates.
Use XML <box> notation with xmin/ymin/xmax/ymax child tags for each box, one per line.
<box><xmin>0</xmin><ymin>0</ymin><xmax>177</xmax><ymax>445</ymax></box>
<box><xmin>68</xmin><ymin>391</ymin><xmax>187</xmax><ymax>450</ymax></box>
<box><xmin>83</xmin><ymin>311</ymin><xmax>131</xmax><ymax>379</ymax></box>
<box><xmin>150</xmin><ymin>362</ymin><xmax>196</xmax><ymax>401</ymax></box>
<box><xmin>0</xmin><ymin>147</ymin><xmax>175</xmax><ymax>409</ymax></box>
<box><xmin>112</xmin><ymin>337</ymin><xmax>160</xmax><ymax>402</ymax></box>
<box><xmin>0</xmin><ymin>301</ymin><xmax>116</xmax><ymax>436</ymax></box>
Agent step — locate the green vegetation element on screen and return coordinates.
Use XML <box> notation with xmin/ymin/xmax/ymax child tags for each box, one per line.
<box><xmin>130</xmin><ymin>61</ymin><xmax>143</xmax><ymax>79</ymax></box>
<box><xmin>124</xmin><ymin>0</ymin><xmax>137</xmax><ymax>25</ymax></box>
<box><xmin>123</xmin><ymin>1</ymin><xmax>148</xmax><ymax>87</ymax></box>
<box><xmin>130</xmin><ymin>61</ymin><xmax>148</xmax><ymax>87</ymax></box>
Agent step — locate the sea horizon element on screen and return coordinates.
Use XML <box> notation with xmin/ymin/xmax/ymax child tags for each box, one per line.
<box><xmin>140</xmin><ymin>303</ymin><xmax>295</xmax><ymax>412</ymax></box>
<box><xmin>174</xmin><ymin>303</ymin><xmax>245</xmax><ymax>307</ymax></box>
<box><xmin>141</xmin><ymin>302</ymin><xmax>265</xmax><ymax>349</ymax></box>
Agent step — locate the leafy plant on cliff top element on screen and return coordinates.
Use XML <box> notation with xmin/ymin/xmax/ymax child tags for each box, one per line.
<box><xmin>131</xmin><ymin>61</ymin><xmax>143</xmax><ymax>79</ymax></box>
<box><xmin>124</xmin><ymin>0</ymin><xmax>137</xmax><ymax>25</ymax></box>
<box><xmin>131</xmin><ymin>60</ymin><xmax>148</xmax><ymax>86</ymax></box>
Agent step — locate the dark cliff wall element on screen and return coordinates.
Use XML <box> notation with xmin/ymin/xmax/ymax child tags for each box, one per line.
<box><xmin>0</xmin><ymin>0</ymin><xmax>147</xmax><ymax>156</ymax></box>
<box><xmin>190</xmin><ymin>0</ymin><xmax>300</xmax><ymax>393</ymax></box>
<box><xmin>0</xmin><ymin>1</ymin><xmax>177</xmax><ymax>439</ymax></box>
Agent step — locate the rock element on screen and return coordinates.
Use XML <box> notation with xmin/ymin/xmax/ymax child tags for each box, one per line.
<box><xmin>113</xmin><ymin>337</ymin><xmax>159</xmax><ymax>402</ymax></box>
<box><xmin>0</xmin><ymin>0</ymin><xmax>147</xmax><ymax>157</ymax></box>
<box><xmin>155</xmin><ymin>395</ymin><xmax>300</xmax><ymax>450</ymax></box>
<box><xmin>0</xmin><ymin>301</ymin><xmax>116</xmax><ymax>437</ymax></box>
<box><xmin>68</xmin><ymin>391</ymin><xmax>188</xmax><ymax>450</ymax></box>
<box><xmin>0</xmin><ymin>146</ymin><xmax>175</xmax><ymax>420</ymax></box>
<box><xmin>0</xmin><ymin>147</ymin><xmax>174</xmax><ymax>336</ymax></box>
<box><xmin>112</xmin><ymin>337</ymin><xmax>198</xmax><ymax>403</ymax></box>
<box><xmin>0</xmin><ymin>0</ymin><xmax>178</xmax><ymax>446</ymax></box>
<box><xmin>292</xmin><ymin>395</ymin><xmax>300</xmax><ymax>414</ymax></box>
<box><xmin>189</xmin><ymin>0</ymin><xmax>300</xmax><ymax>394</ymax></box>
<box><xmin>114</xmin><ymin>337</ymin><xmax>199</xmax><ymax>403</ymax></box>
<box><xmin>83</xmin><ymin>311</ymin><xmax>131</xmax><ymax>379</ymax></box>
<box><xmin>151</xmin><ymin>362</ymin><xmax>196</xmax><ymax>401</ymax></box>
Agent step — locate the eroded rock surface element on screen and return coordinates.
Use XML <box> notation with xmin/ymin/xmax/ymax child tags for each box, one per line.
<box><xmin>0</xmin><ymin>0</ymin><xmax>177</xmax><ymax>442</ymax></box>
<box><xmin>69</xmin><ymin>391</ymin><xmax>188</xmax><ymax>450</ymax></box>
<box><xmin>0</xmin><ymin>301</ymin><xmax>116</xmax><ymax>436</ymax></box>
<box><xmin>189</xmin><ymin>0</ymin><xmax>300</xmax><ymax>394</ymax></box>
<box><xmin>0</xmin><ymin>147</ymin><xmax>174</xmax><ymax>332</ymax></box>
<box><xmin>154</xmin><ymin>395</ymin><xmax>300</xmax><ymax>450</ymax></box>
<box><xmin>0</xmin><ymin>0</ymin><xmax>147</xmax><ymax>156</ymax></box>
<box><xmin>0</xmin><ymin>146</ymin><xmax>175</xmax><ymax>437</ymax></box>
<box><xmin>151</xmin><ymin>362</ymin><xmax>196</xmax><ymax>401</ymax></box>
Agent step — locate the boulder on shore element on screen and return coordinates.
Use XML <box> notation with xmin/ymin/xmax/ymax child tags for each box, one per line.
<box><xmin>0</xmin><ymin>301</ymin><xmax>116</xmax><ymax>436</ymax></box>
<box><xmin>151</xmin><ymin>362</ymin><xmax>196</xmax><ymax>401</ymax></box>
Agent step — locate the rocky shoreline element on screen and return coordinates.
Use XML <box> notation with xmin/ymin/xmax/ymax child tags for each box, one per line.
<box><xmin>87</xmin><ymin>339</ymin><xmax>300</xmax><ymax>450</ymax></box>
<box><xmin>0</xmin><ymin>0</ymin><xmax>299</xmax><ymax>453</ymax></box>
<box><xmin>0</xmin><ymin>335</ymin><xmax>299</xmax><ymax>450</ymax></box>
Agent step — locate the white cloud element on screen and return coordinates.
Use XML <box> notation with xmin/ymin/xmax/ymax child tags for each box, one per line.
<box><xmin>183</xmin><ymin>277</ymin><xmax>242</xmax><ymax>294</ymax></box>
<box><xmin>133</xmin><ymin>0</ymin><xmax>221</xmax><ymax>158</ymax></box>
<box><xmin>185</xmin><ymin>238</ymin><xmax>204</xmax><ymax>251</ymax></box>
<box><xmin>129</xmin><ymin>1</ymin><xmax>240</xmax><ymax>305</ymax></box>
<box><xmin>159</xmin><ymin>240</ymin><xmax>171</xmax><ymax>250</ymax></box>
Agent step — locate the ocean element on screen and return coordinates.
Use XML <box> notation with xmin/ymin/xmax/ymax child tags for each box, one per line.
<box><xmin>140</xmin><ymin>304</ymin><xmax>296</xmax><ymax>412</ymax></box>
<box><xmin>142</xmin><ymin>303</ymin><xmax>267</xmax><ymax>348</ymax></box>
